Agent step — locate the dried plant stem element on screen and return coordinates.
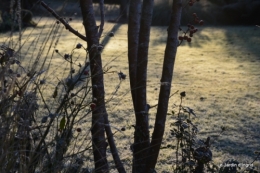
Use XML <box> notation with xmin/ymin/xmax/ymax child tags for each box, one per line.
<box><xmin>40</xmin><ymin>1</ymin><xmax>87</xmax><ymax>42</ymax></box>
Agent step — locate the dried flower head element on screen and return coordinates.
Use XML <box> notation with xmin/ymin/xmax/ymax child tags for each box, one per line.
<box><xmin>118</xmin><ymin>71</ymin><xmax>126</xmax><ymax>80</ymax></box>
<box><xmin>76</xmin><ymin>43</ymin><xmax>82</xmax><ymax>49</ymax></box>
<box><xmin>64</xmin><ymin>54</ymin><xmax>70</xmax><ymax>60</ymax></box>
<box><xmin>108</xmin><ymin>32</ymin><xmax>114</xmax><ymax>37</ymax></box>
<box><xmin>180</xmin><ymin>91</ymin><xmax>186</xmax><ymax>97</ymax></box>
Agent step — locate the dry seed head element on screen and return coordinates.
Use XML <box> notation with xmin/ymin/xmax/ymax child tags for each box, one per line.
<box><xmin>64</xmin><ymin>54</ymin><xmax>70</xmax><ymax>59</ymax></box>
<box><xmin>40</xmin><ymin>79</ymin><xmax>46</xmax><ymax>84</ymax></box>
<box><xmin>41</xmin><ymin>116</ymin><xmax>48</xmax><ymax>123</ymax></box>
<box><xmin>76</xmin><ymin>43</ymin><xmax>82</xmax><ymax>49</ymax></box>
<box><xmin>108</xmin><ymin>32</ymin><xmax>114</xmax><ymax>37</ymax></box>
<box><xmin>180</xmin><ymin>91</ymin><xmax>186</xmax><ymax>97</ymax></box>
<box><xmin>8</xmin><ymin>69</ymin><xmax>13</xmax><ymax>74</ymax></box>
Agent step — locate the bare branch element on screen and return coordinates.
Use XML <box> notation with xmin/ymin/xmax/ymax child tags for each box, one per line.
<box><xmin>40</xmin><ymin>1</ymin><xmax>87</xmax><ymax>41</ymax></box>
<box><xmin>98</xmin><ymin>0</ymin><xmax>105</xmax><ymax>38</ymax></box>
<box><xmin>104</xmin><ymin>116</ymin><xmax>126</xmax><ymax>173</ymax></box>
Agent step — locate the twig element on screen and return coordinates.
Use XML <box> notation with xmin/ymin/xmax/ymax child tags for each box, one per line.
<box><xmin>98</xmin><ymin>0</ymin><xmax>105</xmax><ymax>38</ymax></box>
<box><xmin>169</xmin><ymin>90</ymin><xmax>179</xmax><ymax>99</ymax></box>
<box><xmin>104</xmin><ymin>114</ymin><xmax>126</xmax><ymax>173</ymax></box>
<box><xmin>40</xmin><ymin>1</ymin><xmax>87</xmax><ymax>41</ymax></box>
<box><xmin>149</xmin><ymin>90</ymin><xmax>179</xmax><ymax>109</ymax></box>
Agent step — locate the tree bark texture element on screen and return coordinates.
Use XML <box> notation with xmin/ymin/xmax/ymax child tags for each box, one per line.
<box><xmin>80</xmin><ymin>0</ymin><xmax>108</xmax><ymax>172</ymax></box>
<box><xmin>145</xmin><ymin>0</ymin><xmax>182</xmax><ymax>171</ymax></box>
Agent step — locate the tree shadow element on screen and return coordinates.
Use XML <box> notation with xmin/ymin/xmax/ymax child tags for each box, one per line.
<box><xmin>223</xmin><ymin>26</ymin><xmax>260</xmax><ymax>60</ymax></box>
<box><xmin>213</xmin><ymin>120</ymin><xmax>260</xmax><ymax>163</ymax></box>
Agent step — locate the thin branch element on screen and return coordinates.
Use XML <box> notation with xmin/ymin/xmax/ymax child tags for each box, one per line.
<box><xmin>40</xmin><ymin>1</ymin><xmax>87</xmax><ymax>41</ymax></box>
<box><xmin>104</xmin><ymin>115</ymin><xmax>126</xmax><ymax>173</ymax></box>
<box><xmin>98</xmin><ymin>0</ymin><xmax>105</xmax><ymax>38</ymax></box>
<box><xmin>169</xmin><ymin>90</ymin><xmax>179</xmax><ymax>99</ymax></box>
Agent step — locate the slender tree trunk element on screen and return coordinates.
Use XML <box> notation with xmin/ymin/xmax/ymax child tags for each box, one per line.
<box><xmin>127</xmin><ymin>0</ymin><xmax>141</xmax><ymax>111</ymax></box>
<box><xmin>145</xmin><ymin>0</ymin><xmax>183</xmax><ymax>171</ymax></box>
<box><xmin>127</xmin><ymin>0</ymin><xmax>141</xmax><ymax>171</ymax></box>
<box><xmin>132</xmin><ymin>0</ymin><xmax>154</xmax><ymax>172</ymax></box>
<box><xmin>80</xmin><ymin>0</ymin><xmax>109</xmax><ymax>172</ymax></box>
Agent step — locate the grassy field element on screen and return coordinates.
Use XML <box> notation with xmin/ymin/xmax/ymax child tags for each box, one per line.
<box><xmin>1</xmin><ymin>14</ymin><xmax>260</xmax><ymax>172</ymax></box>
<box><xmin>102</xmin><ymin>24</ymin><xmax>260</xmax><ymax>171</ymax></box>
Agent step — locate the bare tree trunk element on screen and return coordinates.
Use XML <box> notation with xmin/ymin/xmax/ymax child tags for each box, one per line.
<box><xmin>127</xmin><ymin>0</ymin><xmax>141</xmax><ymax>111</ymax></box>
<box><xmin>127</xmin><ymin>0</ymin><xmax>141</xmax><ymax>171</ymax></box>
<box><xmin>132</xmin><ymin>0</ymin><xmax>154</xmax><ymax>172</ymax></box>
<box><xmin>145</xmin><ymin>0</ymin><xmax>183</xmax><ymax>171</ymax></box>
<box><xmin>80</xmin><ymin>0</ymin><xmax>109</xmax><ymax>172</ymax></box>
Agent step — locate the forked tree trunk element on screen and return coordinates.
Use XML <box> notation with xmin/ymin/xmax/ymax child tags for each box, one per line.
<box><xmin>80</xmin><ymin>0</ymin><xmax>109</xmax><ymax>172</ymax></box>
<box><xmin>128</xmin><ymin>0</ymin><xmax>182</xmax><ymax>172</ymax></box>
<box><xmin>132</xmin><ymin>0</ymin><xmax>154</xmax><ymax>172</ymax></box>
<box><xmin>145</xmin><ymin>0</ymin><xmax>182</xmax><ymax>171</ymax></box>
<box><xmin>80</xmin><ymin>0</ymin><xmax>182</xmax><ymax>172</ymax></box>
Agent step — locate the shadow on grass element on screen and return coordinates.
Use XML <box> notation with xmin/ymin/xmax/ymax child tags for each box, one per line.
<box><xmin>151</xmin><ymin>26</ymin><xmax>260</xmax><ymax>62</ymax></box>
<box><xmin>223</xmin><ymin>26</ymin><xmax>260</xmax><ymax>60</ymax></box>
<box><xmin>199</xmin><ymin>115</ymin><xmax>260</xmax><ymax>165</ymax></box>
